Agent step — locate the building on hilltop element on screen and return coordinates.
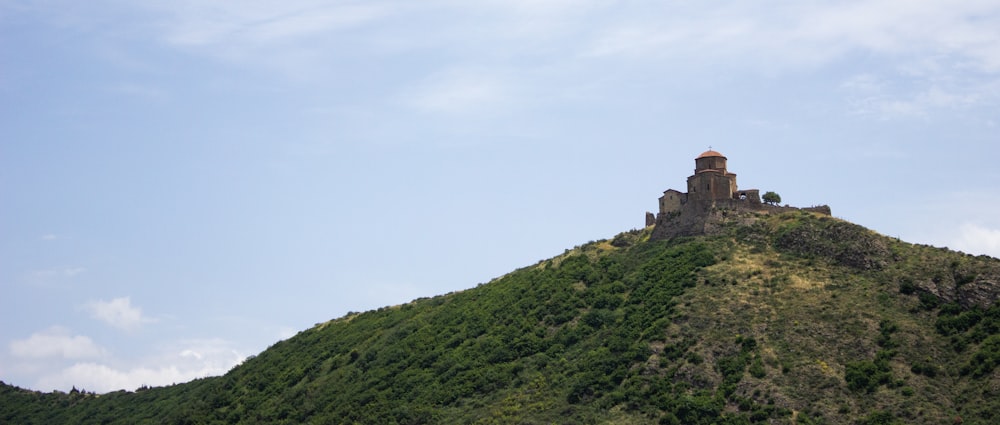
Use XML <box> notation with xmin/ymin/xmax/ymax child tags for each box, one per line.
<box><xmin>646</xmin><ymin>149</ymin><xmax>761</xmax><ymax>226</ymax></box>
<box><xmin>646</xmin><ymin>149</ymin><xmax>830</xmax><ymax>239</ymax></box>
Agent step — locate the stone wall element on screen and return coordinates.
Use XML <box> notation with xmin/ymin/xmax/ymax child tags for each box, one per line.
<box><xmin>658</xmin><ymin>189</ymin><xmax>685</xmax><ymax>214</ymax></box>
<box><xmin>734</xmin><ymin>189</ymin><xmax>760</xmax><ymax>203</ymax></box>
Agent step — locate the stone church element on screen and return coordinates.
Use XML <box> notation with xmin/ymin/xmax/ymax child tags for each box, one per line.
<box><xmin>647</xmin><ymin>149</ymin><xmax>829</xmax><ymax>239</ymax></box>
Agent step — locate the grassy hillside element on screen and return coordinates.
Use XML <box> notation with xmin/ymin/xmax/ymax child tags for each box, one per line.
<box><xmin>3</xmin><ymin>211</ymin><xmax>999</xmax><ymax>424</ymax></box>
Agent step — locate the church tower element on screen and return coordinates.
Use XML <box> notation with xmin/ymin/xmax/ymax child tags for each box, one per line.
<box><xmin>686</xmin><ymin>149</ymin><xmax>737</xmax><ymax>202</ymax></box>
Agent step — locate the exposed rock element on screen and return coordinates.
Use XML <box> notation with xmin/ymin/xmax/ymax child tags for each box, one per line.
<box><xmin>773</xmin><ymin>218</ymin><xmax>890</xmax><ymax>271</ymax></box>
<box><xmin>957</xmin><ymin>279</ymin><xmax>1000</xmax><ymax>309</ymax></box>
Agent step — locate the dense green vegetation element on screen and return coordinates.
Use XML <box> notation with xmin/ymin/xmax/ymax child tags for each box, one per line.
<box><xmin>2</xmin><ymin>211</ymin><xmax>999</xmax><ymax>424</ymax></box>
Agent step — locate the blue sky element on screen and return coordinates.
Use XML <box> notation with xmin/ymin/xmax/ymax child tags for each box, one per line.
<box><xmin>2</xmin><ymin>0</ymin><xmax>999</xmax><ymax>393</ymax></box>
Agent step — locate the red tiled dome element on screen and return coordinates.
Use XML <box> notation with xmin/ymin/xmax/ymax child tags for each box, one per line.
<box><xmin>696</xmin><ymin>149</ymin><xmax>725</xmax><ymax>159</ymax></box>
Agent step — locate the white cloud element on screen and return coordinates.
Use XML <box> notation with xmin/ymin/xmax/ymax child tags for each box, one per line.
<box><xmin>85</xmin><ymin>297</ymin><xmax>153</xmax><ymax>331</ymax></box>
<box><xmin>9</xmin><ymin>327</ymin><xmax>105</xmax><ymax>360</ymax></box>
<box><xmin>950</xmin><ymin>223</ymin><xmax>1000</xmax><ymax>258</ymax></box>
<box><xmin>41</xmin><ymin>233</ymin><xmax>58</xmax><ymax>240</ymax></box>
<box><xmin>33</xmin><ymin>339</ymin><xmax>246</xmax><ymax>393</ymax></box>
<box><xmin>901</xmin><ymin>193</ymin><xmax>1000</xmax><ymax>258</ymax></box>
<box><xmin>7</xmin><ymin>332</ymin><xmax>248</xmax><ymax>393</ymax></box>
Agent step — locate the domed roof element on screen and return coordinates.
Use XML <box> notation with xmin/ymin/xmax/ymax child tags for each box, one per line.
<box><xmin>696</xmin><ymin>149</ymin><xmax>725</xmax><ymax>159</ymax></box>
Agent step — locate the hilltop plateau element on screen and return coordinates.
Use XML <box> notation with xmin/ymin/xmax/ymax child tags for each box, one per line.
<box><xmin>2</xmin><ymin>210</ymin><xmax>999</xmax><ymax>424</ymax></box>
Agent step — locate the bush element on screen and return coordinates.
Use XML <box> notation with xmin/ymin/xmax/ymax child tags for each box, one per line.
<box><xmin>961</xmin><ymin>334</ymin><xmax>1000</xmax><ymax>377</ymax></box>
<box><xmin>749</xmin><ymin>357</ymin><xmax>766</xmax><ymax>379</ymax></box>
<box><xmin>910</xmin><ymin>360</ymin><xmax>938</xmax><ymax>377</ymax></box>
<box><xmin>898</xmin><ymin>278</ymin><xmax>916</xmax><ymax>295</ymax></box>
<box><xmin>862</xmin><ymin>410</ymin><xmax>898</xmax><ymax>425</ymax></box>
<box><xmin>845</xmin><ymin>359</ymin><xmax>891</xmax><ymax>393</ymax></box>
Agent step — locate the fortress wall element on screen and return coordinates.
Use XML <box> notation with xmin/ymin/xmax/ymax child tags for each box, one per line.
<box><xmin>650</xmin><ymin>200</ymin><xmax>833</xmax><ymax>240</ymax></box>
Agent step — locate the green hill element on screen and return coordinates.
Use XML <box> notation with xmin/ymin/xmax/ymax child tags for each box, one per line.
<box><xmin>3</xmin><ymin>211</ymin><xmax>1000</xmax><ymax>424</ymax></box>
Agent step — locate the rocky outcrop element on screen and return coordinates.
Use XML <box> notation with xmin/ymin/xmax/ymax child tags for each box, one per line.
<box><xmin>773</xmin><ymin>217</ymin><xmax>891</xmax><ymax>271</ymax></box>
<box><xmin>956</xmin><ymin>278</ymin><xmax>1000</xmax><ymax>309</ymax></box>
<box><xmin>908</xmin><ymin>254</ymin><xmax>1000</xmax><ymax>309</ymax></box>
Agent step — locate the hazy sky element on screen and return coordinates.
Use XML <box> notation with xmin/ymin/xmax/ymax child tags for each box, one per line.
<box><xmin>3</xmin><ymin>0</ymin><xmax>999</xmax><ymax>393</ymax></box>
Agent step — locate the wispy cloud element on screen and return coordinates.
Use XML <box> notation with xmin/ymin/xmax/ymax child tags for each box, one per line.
<box><xmin>111</xmin><ymin>82</ymin><xmax>169</xmax><ymax>101</ymax></box>
<box><xmin>154</xmin><ymin>1</ymin><xmax>390</xmax><ymax>47</ymax></box>
<box><xmin>142</xmin><ymin>0</ymin><xmax>394</xmax><ymax>79</ymax></box>
<box><xmin>582</xmin><ymin>1</ymin><xmax>1000</xmax><ymax>116</ymax></box>
<box><xmin>840</xmin><ymin>73</ymin><xmax>990</xmax><ymax>119</ymax></box>
<box><xmin>9</xmin><ymin>327</ymin><xmax>106</xmax><ymax>360</ymax></box>
<box><xmin>21</xmin><ymin>0</ymin><xmax>1000</xmax><ymax>76</ymax></box>
<box><xmin>85</xmin><ymin>297</ymin><xmax>154</xmax><ymax>331</ymax></box>
<box><xmin>400</xmin><ymin>68</ymin><xmax>516</xmax><ymax>116</ymax></box>
<box><xmin>585</xmin><ymin>1</ymin><xmax>1000</xmax><ymax>71</ymax></box>
<box><xmin>20</xmin><ymin>0</ymin><xmax>996</xmax><ymax>117</ymax></box>
<box><xmin>32</xmin><ymin>267</ymin><xmax>86</xmax><ymax>279</ymax></box>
